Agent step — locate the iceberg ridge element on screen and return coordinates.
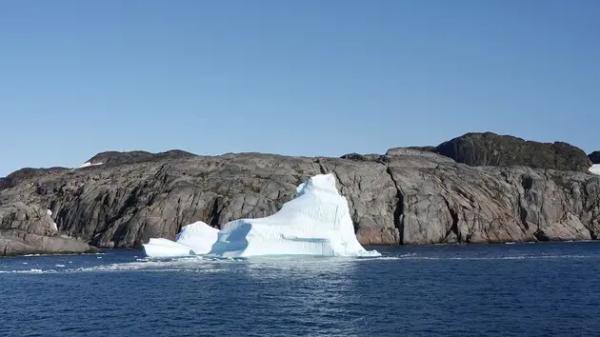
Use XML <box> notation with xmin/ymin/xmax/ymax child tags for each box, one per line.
<box><xmin>143</xmin><ymin>221</ymin><xmax>218</xmax><ymax>257</ymax></box>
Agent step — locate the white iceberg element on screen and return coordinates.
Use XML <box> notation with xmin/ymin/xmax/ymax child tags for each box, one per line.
<box><xmin>143</xmin><ymin>221</ymin><xmax>218</xmax><ymax>257</ymax></box>
<box><xmin>143</xmin><ymin>174</ymin><xmax>379</xmax><ymax>258</ymax></box>
<box><xmin>143</xmin><ymin>238</ymin><xmax>194</xmax><ymax>258</ymax></box>
<box><xmin>174</xmin><ymin>221</ymin><xmax>219</xmax><ymax>254</ymax></box>
<box><xmin>210</xmin><ymin>174</ymin><xmax>379</xmax><ymax>257</ymax></box>
<box><xmin>590</xmin><ymin>164</ymin><xmax>600</xmax><ymax>176</ymax></box>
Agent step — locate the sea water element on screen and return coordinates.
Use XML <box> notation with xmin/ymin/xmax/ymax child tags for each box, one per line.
<box><xmin>1</xmin><ymin>242</ymin><xmax>600</xmax><ymax>336</ymax></box>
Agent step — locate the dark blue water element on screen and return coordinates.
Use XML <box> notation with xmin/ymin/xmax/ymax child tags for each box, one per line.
<box><xmin>2</xmin><ymin>242</ymin><xmax>600</xmax><ymax>337</ymax></box>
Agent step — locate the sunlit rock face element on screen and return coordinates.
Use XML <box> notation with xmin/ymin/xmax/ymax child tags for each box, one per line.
<box><xmin>143</xmin><ymin>174</ymin><xmax>379</xmax><ymax>258</ymax></box>
<box><xmin>209</xmin><ymin>174</ymin><xmax>379</xmax><ymax>257</ymax></box>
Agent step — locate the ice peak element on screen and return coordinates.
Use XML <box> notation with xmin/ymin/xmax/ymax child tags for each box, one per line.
<box><xmin>296</xmin><ymin>173</ymin><xmax>339</xmax><ymax>197</ymax></box>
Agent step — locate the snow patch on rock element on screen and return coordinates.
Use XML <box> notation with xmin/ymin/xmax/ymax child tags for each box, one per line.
<box><xmin>79</xmin><ymin>161</ymin><xmax>103</xmax><ymax>169</ymax></box>
<box><xmin>590</xmin><ymin>164</ymin><xmax>600</xmax><ymax>176</ymax></box>
<box><xmin>47</xmin><ymin>209</ymin><xmax>58</xmax><ymax>233</ymax></box>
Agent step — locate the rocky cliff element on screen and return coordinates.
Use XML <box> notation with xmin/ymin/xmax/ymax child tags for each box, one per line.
<box><xmin>1</xmin><ymin>140</ymin><xmax>599</xmax><ymax>255</ymax></box>
<box><xmin>434</xmin><ymin>132</ymin><xmax>592</xmax><ymax>172</ymax></box>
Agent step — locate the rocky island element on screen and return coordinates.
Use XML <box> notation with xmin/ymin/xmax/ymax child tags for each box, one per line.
<box><xmin>1</xmin><ymin>132</ymin><xmax>599</xmax><ymax>256</ymax></box>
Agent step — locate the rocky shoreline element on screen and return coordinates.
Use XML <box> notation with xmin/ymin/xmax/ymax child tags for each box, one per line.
<box><xmin>1</xmin><ymin>132</ymin><xmax>599</xmax><ymax>256</ymax></box>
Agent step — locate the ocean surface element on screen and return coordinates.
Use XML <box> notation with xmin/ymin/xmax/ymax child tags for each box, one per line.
<box><xmin>1</xmin><ymin>242</ymin><xmax>600</xmax><ymax>337</ymax></box>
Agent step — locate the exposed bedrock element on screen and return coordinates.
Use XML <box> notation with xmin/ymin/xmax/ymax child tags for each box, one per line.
<box><xmin>1</xmin><ymin>146</ymin><xmax>599</xmax><ymax>255</ymax></box>
<box><xmin>590</xmin><ymin>151</ymin><xmax>600</xmax><ymax>164</ymax></box>
<box><xmin>434</xmin><ymin>132</ymin><xmax>592</xmax><ymax>172</ymax></box>
<box><xmin>0</xmin><ymin>202</ymin><xmax>96</xmax><ymax>256</ymax></box>
<box><xmin>84</xmin><ymin>149</ymin><xmax>196</xmax><ymax>167</ymax></box>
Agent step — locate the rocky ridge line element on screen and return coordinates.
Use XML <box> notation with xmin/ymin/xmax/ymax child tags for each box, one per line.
<box><xmin>1</xmin><ymin>133</ymin><xmax>599</xmax><ymax>256</ymax></box>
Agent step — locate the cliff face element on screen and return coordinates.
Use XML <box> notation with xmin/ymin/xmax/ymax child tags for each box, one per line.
<box><xmin>1</xmin><ymin>148</ymin><xmax>599</xmax><ymax>255</ymax></box>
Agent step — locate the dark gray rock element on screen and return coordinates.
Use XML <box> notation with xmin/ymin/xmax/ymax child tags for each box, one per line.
<box><xmin>340</xmin><ymin>153</ymin><xmax>389</xmax><ymax>164</ymax></box>
<box><xmin>84</xmin><ymin>149</ymin><xmax>196</xmax><ymax>167</ymax></box>
<box><xmin>434</xmin><ymin>132</ymin><xmax>592</xmax><ymax>172</ymax></box>
<box><xmin>590</xmin><ymin>151</ymin><xmax>600</xmax><ymax>164</ymax></box>
<box><xmin>1</xmin><ymin>144</ymin><xmax>600</xmax><ymax>256</ymax></box>
<box><xmin>0</xmin><ymin>167</ymin><xmax>70</xmax><ymax>190</ymax></box>
<box><xmin>387</xmin><ymin>158</ymin><xmax>599</xmax><ymax>244</ymax></box>
<box><xmin>0</xmin><ymin>202</ymin><xmax>96</xmax><ymax>255</ymax></box>
<box><xmin>386</xmin><ymin>147</ymin><xmax>454</xmax><ymax>162</ymax></box>
<box><xmin>0</xmin><ymin>230</ymin><xmax>96</xmax><ymax>256</ymax></box>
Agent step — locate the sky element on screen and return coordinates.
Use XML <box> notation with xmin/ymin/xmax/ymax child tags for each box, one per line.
<box><xmin>1</xmin><ymin>0</ymin><xmax>599</xmax><ymax>176</ymax></box>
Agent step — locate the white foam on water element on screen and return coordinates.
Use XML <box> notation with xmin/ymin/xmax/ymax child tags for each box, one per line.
<box><xmin>391</xmin><ymin>254</ymin><xmax>595</xmax><ymax>261</ymax></box>
<box><xmin>22</xmin><ymin>252</ymin><xmax>99</xmax><ymax>257</ymax></box>
<box><xmin>1</xmin><ymin>253</ymin><xmax>596</xmax><ymax>275</ymax></box>
<box><xmin>0</xmin><ymin>268</ymin><xmax>54</xmax><ymax>274</ymax></box>
<box><xmin>2</xmin><ymin>259</ymin><xmax>209</xmax><ymax>274</ymax></box>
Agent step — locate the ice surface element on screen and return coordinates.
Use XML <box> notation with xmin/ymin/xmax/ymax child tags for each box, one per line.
<box><xmin>143</xmin><ymin>238</ymin><xmax>194</xmax><ymax>258</ymax></box>
<box><xmin>590</xmin><ymin>164</ymin><xmax>600</xmax><ymax>176</ymax></box>
<box><xmin>143</xmin><ymin>222</ymin><xmax>218</xmax><ymax>258</ymax></box>
<box><xmin>175</xmin><ymin>221</ymin><xmax>219</xmax><ymax>254</ymax></box>
<box><xmin>209</xmin><ymin>174</ymin><xmax>380</xmax><ymax>257</ymax></box>
<box><xmin>143</xmin><ymin>174</ymin><xmax>379</xmax><ymax>258</ymax></box>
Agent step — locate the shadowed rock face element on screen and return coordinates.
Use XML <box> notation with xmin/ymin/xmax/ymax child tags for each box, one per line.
<box><xmin>1</xmin><ymin>148</ymin><xmax>599</xmax><ymax>255</ymax></box>
<box><xmin>434</xmin><ymin>132</ymin><xmax>592</xmax><ymax>172</ymax></box>
<box><xmin>590</xmin><ymin>151</ymin><xmax>600</xmax><ymax>164</ymax></box>
<box><xmin>0</xmin><ymin>202</ymin><xmax>96</xmax><ymax>255</ymax></box>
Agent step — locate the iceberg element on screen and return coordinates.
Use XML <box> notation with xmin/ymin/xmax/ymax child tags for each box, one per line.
<box><xmin>143</xmin><ymin>238</ymin><xmax>194</xmax><ymax>258</ymax></box>
<box><xmin>590</xmin><ymin>164</ymin><xmax>600</xmax><ymax>176</ymax></box>
<box><xmin>209</xmin><ymin>174</ymin><xmax>379</xmax><ymax>257</ymax></box>
<box><xmin>143</xmin><ymin>174</ymin><xmax>379</xmax><ymax>258</ymax></box>
<box><xmin>174</xmin><ymin>221</ymin><xmax>219</xmax><ymax>254</ymax></box>
<box><xmin>143</xmin><ymin>221</ymin><xmax>218</xmax><ymax>257</ymax></box>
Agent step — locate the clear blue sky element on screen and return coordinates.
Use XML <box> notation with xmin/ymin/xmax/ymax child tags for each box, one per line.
<box><xmin>1</xmin><ymin>0</ymin><xmax>599</xmax><ymax>176</ymax></box>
